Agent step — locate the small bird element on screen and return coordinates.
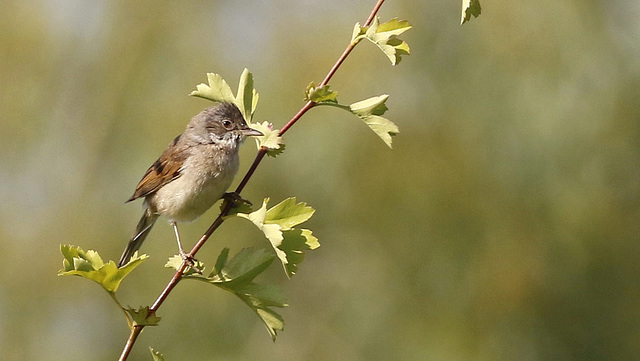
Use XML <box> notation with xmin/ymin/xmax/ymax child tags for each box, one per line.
<box><xmin>118</xmin><ymin>102</ymin><xmax>262</xmax><ymax>267</ymax></box>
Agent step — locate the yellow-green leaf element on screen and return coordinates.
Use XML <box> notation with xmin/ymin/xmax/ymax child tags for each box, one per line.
<box><xmin>461</xmin><ymin>0</ymin><xmax>482</xmax><ymax>25</ymax></box>
<box><xmin>164</xmin><ymin>255</ymin><xmax>205</xmax><ymax>276</ymax></box>
<box><xmin>232</xmin><ymin>198</ymin><xmax>319</xmax><ymax>277</ymax></box>
<box><xmin>149</xmin><ymin>347</ymin><xmax>164</xmax><ymax>361</ymax></box>
<box><xmin>190</xmin><ymin>72</ymin><xmax>236</xmax><ymax>103</ymax></box>
<box><xmin>361</xmin><ymin>115</ymin><xmax>399</xmax><ymax>148</ymax></box>
<box><xmin>58</xmin><ymin>245</ymin><xmax>147</xmax><ymax>293</ymax></box>
<box><xmin>235</xmin><ymin>68</ymin><xmax>259</xmax><ymax>122</ymax></box>
<box><xmin>251</xmin><ymin>121</ymin><xmax>283</xmax><ymax>154</ymax></box>
<box><xmin>356</xmin><ymin>17</ymin><xmax>412</xmax><ymax>65</ymax></box>
<box><xmin>126</xmin><ymin>306</ymin><xmax>161</xmax><ymax>327</ymax></box>
<box><xmin>182</xmin><ymin>247</ymin><xmax>285</xmax><ymax>340</ymax></box>
<box><xmin>265</xmin><ymin>197</ymin><xmax>315</xmax><ymax>230</ymax></box>
<box><xmin>279</xmin><ymin>228</ymin><xmax>319</xmax><ymax>277</ymax></box>
<box><xmin>349</xmin><ymin>95</ymin><xmax>399</xmax><ymax>148</ymax></box>
<box><xmin>350</xmin><ymin>94</ymin><xmax>389</xmax><ymax>117</ymax></box>
<box><xmin>234</xmin><ymin>199</ymin><xmax>287</xmax><ymax>264</ymax></box>
<box><xmin>305</xmin><ymin>82</ymin><xmax>338</xmax><ymax>103</ymax></box>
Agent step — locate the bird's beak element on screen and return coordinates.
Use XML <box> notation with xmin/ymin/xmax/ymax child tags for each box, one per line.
<box><xmin>241</xmin><ymin>127</ymin><xmax>263</xmax><ymax>137</ymax></box>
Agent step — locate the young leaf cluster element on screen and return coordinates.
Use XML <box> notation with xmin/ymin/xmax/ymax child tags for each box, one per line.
<box><xmin>190</xmin><ymin>69</ymin><xmax>284</xmax><ymax>156</ymax></box>
<box><xmin>59</xmin><ymin>245</ymin><xmax>147</xmax><ymax>294</ymax></box>
<box><xmin>351</xmin><ymin>17</ymin><xmax>412</xmax><ymax>66</ymax></box>
<box><xmin>305</xmin><ymin>83</ymin><xmax>339</xmax><ymax>103</ymax></box>
<box><xmin>126</xmin><ymin>306</ymin><xmax>162</xmax><ymax>327</ymax></box>
<box><xmin>250</xmin><ymin>121</ymin><xmax>285</xmax><ymax>157</ymax></box>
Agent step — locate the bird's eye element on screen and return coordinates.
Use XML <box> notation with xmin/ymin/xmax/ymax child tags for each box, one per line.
<box><xmin>221</xmin><ymin>119</ymin><xmax>234</xmax><ymax>130</ymax></box>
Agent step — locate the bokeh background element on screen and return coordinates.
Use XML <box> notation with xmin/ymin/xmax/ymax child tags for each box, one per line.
<box><xmin>1</xmin><ymin>1</ymin><xmax>639</xmax><ymax>360</ymax></box>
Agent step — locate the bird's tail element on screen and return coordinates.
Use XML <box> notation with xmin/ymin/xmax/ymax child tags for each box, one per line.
<box><xmin>118</xmin><ymin>208</ymin><xmax>158</xmax><ymax>267</ymax></box>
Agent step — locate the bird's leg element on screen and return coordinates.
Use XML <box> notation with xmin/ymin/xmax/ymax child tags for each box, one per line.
<box><xmin>171</xmin><ymin>222</ymin><xmax>187</xmax><ymax>258</ymax></box>
<box><xmin>172</xmin><ymin>222</ymin><xmax>202</xmax><ymax>273</ymax></box>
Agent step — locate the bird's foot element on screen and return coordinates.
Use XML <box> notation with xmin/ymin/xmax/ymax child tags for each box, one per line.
<box><xmin>179</xmin><ymin>251</ymin><xmax>203</xmax><ymax>274</ymax></box>
<box><xmin>223</xmin><ymin>192</ymin><xmax>253</xmax><ymax>207</ymax></box>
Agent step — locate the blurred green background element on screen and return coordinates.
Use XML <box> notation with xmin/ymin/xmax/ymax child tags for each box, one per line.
<box><xmin>1</xmin><ymin>1</ymin><xmax>639</xmax><ymax>360</ymax></box>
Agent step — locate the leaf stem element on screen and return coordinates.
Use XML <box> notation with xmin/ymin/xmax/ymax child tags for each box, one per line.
<box><xmin>118</xmin><ymin>1</ymin><xmax>387</xmax><ymax>358</ymax></box>
<box><xmin>109</xmin><ymin>292</ymin><xmax>132</xmax><ymax>328</ymax></box>
<box><xmin>315</xmin><ymin>102</ymin><xmax>352</xmax><ymax>111</ymax></box>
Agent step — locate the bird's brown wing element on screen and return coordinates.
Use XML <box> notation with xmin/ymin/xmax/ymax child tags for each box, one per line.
<box><xmin>127</xmin><ymin>135</ymin><xmax>188</xmax><ymax>202</ymax></box>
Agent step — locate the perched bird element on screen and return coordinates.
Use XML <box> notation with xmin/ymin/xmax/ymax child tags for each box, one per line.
<box><xmin>118</xmin><ymin>102</ymin><xmax>262</xmax><ymax>267</ymax></box>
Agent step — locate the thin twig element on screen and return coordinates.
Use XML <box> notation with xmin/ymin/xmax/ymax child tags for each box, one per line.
<box><xmin>365</xmin><ymin>0</ymin><xmax>386</xmax><ymax>26</ymax></box>
<box><xmin>321</xmin><ymin>0</ymin><xmax>385</xmax><ymax>87</ymax></box>
<box><xmin>118</xmin><ymin>326</ymin><xmax>142</xmax><ymax>361</ymax></box>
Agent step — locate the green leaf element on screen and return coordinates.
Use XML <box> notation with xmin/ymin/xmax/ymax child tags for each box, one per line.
<box><xmin>263</xmin><ymin>197</ymin><xmax>316</xmax><ymax>277</ymax></box>
<box><xmin>308</xmin><ymin>89</ymin><xmax>400</xmax><ymax>148</ymax></box>
<box><xmin>305</xmin><ymin>82</ymin><xmax>338</xmax><ymax>103</ymax></box>
<box><xmin>186</xmin><ymin>247</ymin><xmax>274</xmax><ymax>286</ymax></box>
<box><xmin>349</xmin><ymin>95</ymin><xmax>399</xmax><ymax>148</ymax></box>
<box><xmin>251</xmin><ymin>121</ymin><xmax>284</xmax><ymax>156</ymax></box>
<box><xmin>189</xmin><ymin>72</ymin><xmax>236</xmax><ymax>103</ymax></box>
<box><xmin>265</xmin><ymin>197</ymin><xmax>315</xmax><ymax>230</ymax></box>
<box><xmin>461</xmin><ymin>0</ymin><xmax>482</xmax><ymax>25</ymax></box>
<box><xmin>126</xmin><ymin>306</ymin><xmax>161</xmax><ymax>326</ymax></box>
<box><xmin>208</xmin><ymin>247</ymin><xmax>275</xmax><ymax>287</ymax></box>
<box><xmin>232</xmin><ymin>198</ymin><xmax>319</xmax><ymax>277</ymax></box>
<box><xmin>375</xmin><ymin>17</ymin><xmax>413</xmax><ymax>37</ymax></box>
<box><xmin>233</xmin><ymin>283</ymin><xmax>287</xmax><ymax>341</ymax></box>
<box><xmin>349</xmin><ymin>94</ymin><xmax>389</xmax><ymax>117</ymax></box>
<box><xmin>164</xmin><ymin>254</ymin><xmax>183</xmax><ymax>271</ymax></box>
<box><xmin>312</xmin><ymin>93</ymin><xmax>399</xmax><ymax>148</ymax></box>
<box><xmin>360</xmin><ymin>115</ymin><xmax>398</xmax><ymax>148</ymax></box>
<box><xmin>191</xmin><ymin>69</ymin><xmax>261</xmax><ymax>125</ymax></box>
<box><xmin>265</xmin><ymin>143</ymin><xmax>285</xmax><ymax>158</ymax></box>
<box><xmin>234</xmin><ymin>199</ymin><xmax>286</xmax><ymax>260</ymax></box>
<box><xmin>351</xmin><ymin>22</ymin><xmax>366</xmax><ymax>44</ymax></box>
<box><xmin>58</xmin><ymin>245</ymin><xmax>147</xmax><ymax>293</ymax></box>
<box><xmin>149</xmin><ymin>347</ymin><xmax>164</xmax><ymax>361</ymax></box>
<box><xmin>354</xmin><ymin>17</ymin><xmax>412</xmax><ymax>65</ymax></box>
<box><xmin>183</xmin><ymin>247</ymin><xmax>286</xmax><ymax>340</ymax></box>
<box><xmin>280</xmin><ymin>229</ymin><xmax>319</xmax><ymax>277</ymax></box>
<box><xmin>212</xmin><ymin>247</ymin><xmax>230</xmax><ymax>278</ymax></box>
<box><xmin>235</xmin><ymin>68</ymin><xmax>259</xmax><ymax>122</ymax></box>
